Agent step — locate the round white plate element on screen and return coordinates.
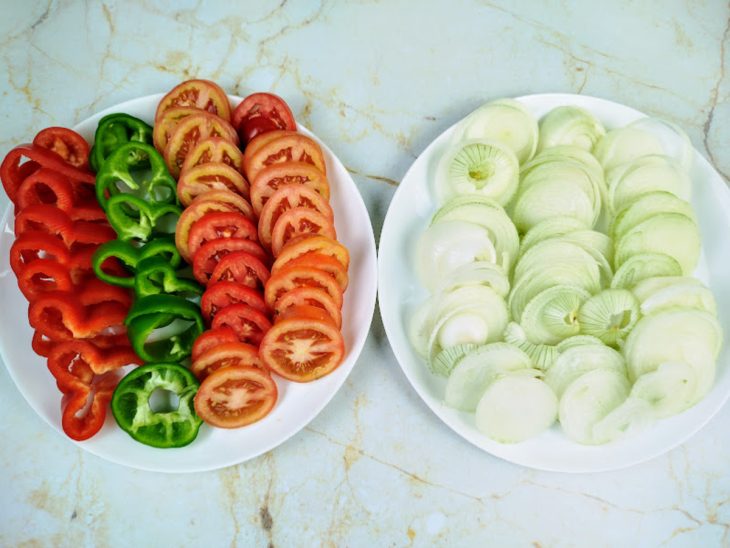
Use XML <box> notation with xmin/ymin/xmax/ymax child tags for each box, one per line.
<box><xmin>0</xmin><ymin>94</ymin><xmax>377</xmax><ymax>473</ymax></box>
<box><xmin>378</xmin><ymin>93</ymin><xmax>730</xmax><ymax>473</ymax></box>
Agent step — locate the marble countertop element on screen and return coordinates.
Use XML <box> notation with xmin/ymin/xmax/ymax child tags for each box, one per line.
<box><xmin>2</xmin><ymin>1</ymin><xmax>729</xmax><ymax>546</ymax></box>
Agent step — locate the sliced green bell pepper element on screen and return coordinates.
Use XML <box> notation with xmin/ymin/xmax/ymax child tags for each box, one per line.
<box><xmin>135</xmin><ymin>256</ymin><xmax>203</xmax><ymax>299</ymax></box>
<box><xmin>95</xmin><ymin>142</ymin><xmax>178</xmax><ymax>211</ymax></box>
<box><xmin>89</xmin><ymin>113</ymin><xmax>153</xmax><ymax>172</ymax></box>
<box><xmin>106</xmin><ymin>193</ymin><xmax>181</xmax><ymax>242</ymax></box>
<box><xmin>111</xmin><ymin>363</ymin><xmax>202</xmax><ymax>448</ymax></box>
<box><xmin>125</xmin><ymin>294</ymin><xmax>204</xmax><ymax>362</ymax></box>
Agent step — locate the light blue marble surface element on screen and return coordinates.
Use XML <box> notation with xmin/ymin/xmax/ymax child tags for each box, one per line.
<box><xmin>1</xmin><ymin>1</ymin><xmax>729</xmax><ymax>546</ymax></box>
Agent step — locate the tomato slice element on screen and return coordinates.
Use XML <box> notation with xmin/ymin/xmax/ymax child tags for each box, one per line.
<box><xmin>272</xmin><ymin>251</ymin><xmax>348</xmax><ymax>291</ymax></box>
<box><xmin>164</xmin><ymin>112</ymin><xmax>238</xmax><ymax>177</ymax></box>
<box><xmin>187</xmin><ymin>211</ymin><xmax>257</xmax><ymax>260</ymax></box>
<box><xmin>209</xmin><ymin>251</ymin><xmax>270</xmax><ymax>289</ymax></box>
<box><xmin>192</xmin><ymin>326</ymin><xmax>239</xmax><ymax>362</ymax></box>
<box><xmin>239</xmin><ymin>116</ymin><xmax>281</xmax><ymax>146</ymax></box>
<box><xmin>257</xmin><ymin>184</ymin><xmax>333</xmax><ymax>250</ymax></box>
<box><xmin>194</xmin><ymin>365</ymin><xmax>277</xmax><ymax>428</ymax></box>
<box><xmin>153</xmin><ymin>106</ymin><xmax>200</xmax><ymax>152</ymax></box>
<box><xmin>232</xmin><ymin>93</ymin><xmax>296</xmax><ymax>142</ymax></box>
<box><xmin>250</xmin><ymin>161</ymin><xmax>330</xmax><ymax>216</ymax></box>
<box><xmin>192</xmin><ymin>238</ymin><xmax>268</xmax><ymax>285</ymax></box>
<box><xmin>264</xmin><ymin>264</ymin><xmax>343</xmax><ymax>309</ymax></box>
<box><xmin>275</xmin><ymin>235</ymin><xmax>350</xmax><ymax>272</ymax></box>
<box><xmin>155</xmin><ymin>79</ymin><xmax>232</xmax><ymax>122</ymax></box>
<box><xmin>175</xmin><ymin>191</ymin><xmax>255</xmax><ymax>261</ymax></box>
<box><xmin>211</xmin><ymin>303</ymin><xmax>272</xmax><ymax>346</ymax></box>
<box><xmin>259</xmin><ymin>311</ymin><xmax>345</xmax><ymax>382</ymax></box>
<box><xmin>201</xmin><ymin>281</ymin><xmax>268</xmax><ymax>323</ymax></box>
<box><xmin>33</xmin><ymin>127</ymin><xmax>90</xmax><ymax>170</ymax></box>
<box><xmin>180</xmin><ymin>137</ymin><xmax>243</xmax><ymax>174</ymax></box>
<box><xmin>244</xmin><ymin>133</ymin><xmax>326</xmax><ymax>183</ymax></box>
<box><xmin>273</xmin><ymin>287</ymin><xmax>342</xmax><ymax>328</ymax></box>
<box><xmin>270</xmin><ymin>207</ymin><xmax>336</xmax><ymax>257</ymax></box>
<box><xmin>177</xmin><ymin>162</ymin><xmax>250</xmax><ymax>206</ymax></box>
<box><xmin>191</xmin><ymin>342</ymin><xmax>262</xmax><ymax>380</ymax></box>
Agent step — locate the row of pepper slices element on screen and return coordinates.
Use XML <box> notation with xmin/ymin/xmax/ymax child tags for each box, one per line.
<box><xmin>0</xmin><ymin>79</ymin><xmax>349</xmax><ymax>448</ymax></box>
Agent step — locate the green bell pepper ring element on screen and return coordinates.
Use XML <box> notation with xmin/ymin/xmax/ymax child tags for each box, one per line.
<box><xmin>106</xmin><ymin>193</ymin><xmax>181</xmax><ymax>242</ymax></box>
<box><xmin>90</xmin><ymin>113</ymin><xmax>153</xmax><ymax>172</ymax></box>
<box><xmin>91</xmin><ymin>239</ymin><xmax>138</xmax><ymax>287</ymax></box>
<box><xmin>91</xmin><ymin>237</ymin><xmax>183</xmax><ymax>288</ymax></box>
<box><xmin>138</xmin><ymin>236</ymin><xmax>182</xmax><ymax>269</ymax></box>
<box><xmin>134</xmin><ymin>256</ymin><xmax>203</xmax><ymax>299</ymax></box>
<box><xmin>95</xmin><ymin>142</ymin><xmax>178</xmax><ymax>211</ymax></box>
<box><xmin>111</xmin><ymin>363</ymin><xmax>202</xmax><ymax>448</ymax></box>
<box><xmin>125</xmin><ymin>294</ymin><xmax>204</xmax><ymax>362</ymax></box>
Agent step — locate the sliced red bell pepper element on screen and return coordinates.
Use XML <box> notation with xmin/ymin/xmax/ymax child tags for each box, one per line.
<box><xmin>1</xmin><ymin>143</ymin><xmax>95</xmax><ymax>203</ymax></box>
<box><xmin>61</xmin><ymin>387</ymin><xmax>112</xmax><ymax>441</ymax></box>
<box><xmin>14</xmin><ymin>167</ymin><xmax>76</xmax><ymax>212</ymax></box>
<box><xmin>16</xmin><ymin>258</ymin><xmax>74</xmax><ymax>300</ymax></box>
<box><xmin>10</xmin><ymin>231</ymin><xmax>70</xmax><ymax>276</ymax></box>
<box><xmin>14</xmin><ymin>204</ymin><xmax>71</xmax><ymax>241</ymax></box>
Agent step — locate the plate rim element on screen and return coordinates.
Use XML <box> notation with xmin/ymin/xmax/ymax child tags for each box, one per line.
<box><xmin>0</xmin><ymin>93</ymin><xmax>378</xmax><ymax>473</ymax></box>
<box><xmin>377</xmin><ymin>91</ymin><xmax>730</xmax><ymax>473</ymax></box>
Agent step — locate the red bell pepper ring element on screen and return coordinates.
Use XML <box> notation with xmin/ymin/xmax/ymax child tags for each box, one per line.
<box><xmin>68</xmin><ymin>200</ymin><xmax>109</xmax><ymax>223</ymax></box>
<box><xmin>61</xmin><ymin>387</ymin><xmax>112</xmax><ymax>441</ymax></box>
<box><xmin>78</xmin><ymin>278</ymin><xmax>133</xmax><ymax>309</ymax></box>
<box><xmin>14</xmin><ymin>167</ymin><xmax>76</xmax><ymax>213</ymax></box>
<box><xmin>10</xmin><ymin>231</ymin><xmax>70</xmax><ymax>276</ymax></box>
<box><xmin>16</xmin><ymin>258</ymin><xmax>74</xmax><ymax>300</ymax></box>
<box><xmin>14</xmin><ymin>204</ymin><xmax>71</xmax><ymax>242</ymax></box>
<box><xmin>47</xmin><ymin>339</ymin><xmax>133</xmax><ymax>441</ymax></box>
<box><xmin>1</xmin><ymin>144</ymin><xmax>95</xmax><ymax>203</ymax></box>
<box><xmin>32</xmin><ymin>330</ymin><xmax>134</xmax><ymax>358</ymax></box>
<box><xmin>28</xmin><ymin>292</ymin><xmax>85</xmax><ymax>340</ymax></box>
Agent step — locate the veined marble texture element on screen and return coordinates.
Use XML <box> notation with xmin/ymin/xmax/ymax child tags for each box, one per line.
<box><xmin>1</xmin><ymin>0</ymin><xmax>729</xmax><ymax>546</ymax></box>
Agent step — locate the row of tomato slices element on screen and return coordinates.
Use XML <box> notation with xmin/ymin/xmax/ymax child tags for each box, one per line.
<box><xmin>153</xmin><ymin>80</ymin><xmax>349</xmax><ymax>429</ymax></box>
<box><xmin>1</xmin><ymin>128</ymin><xmax>140</xmax><ymax>440</ymax></box>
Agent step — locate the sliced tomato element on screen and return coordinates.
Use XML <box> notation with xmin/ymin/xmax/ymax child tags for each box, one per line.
<box><xmin>180</xmin><ymin>137</ymin><xmax>243</xmax><ymax>174</ymax></box>
<box><xmin>242</xmin><ymin>130</ymin><xmax>288</xmax><ymax>162</ymax></box>
<box><xmin>175</xmin><ymin>191</ymin><xmax>255</xmax><ymax>262</ymax></box>
<box><xmin>177</xmin><ymin>162</ymin><xmax>250</xmax><ymax>206</ymax></box>
<box><xmin>274</xmin><ymin>287</ymin><xmax>342</xmax><ymax>328</ymax></box>
<box><xmin>272</xmin><ymin>251</ymin><xmax>348</xmax><ymax>291</ymax></box>
<box><xmin>155</xmin><ymin>79</ymin><xmax>232</xmax><ymax>122</ymax></box>
<box><xmin>259</xmin><ymin>310</ymin><xmax>345</xmax><ymax>382</ymax></box>
<box><xmin>275</xmin><ymin>235</ymin><xmax>350</xmax><ymax>272</ymax></box>
<box><xmin>211</xmin><ymin>303</ymin><xmax>272</xmax><ymax>346</ymax></box>
<box><xmin>244</xmin><ymin>133</ymin><xmax>326</xmax><ymax>183</ymax></box>
<box><xmin>153</xmin><ymin>106</ymin><xmax>200</xmax><ymax>152</ymax></box>
<box><xmin>209</xmin><ymin>251</ymin><xmax>270</xmax><ymax>290</ymax></box>
<box><xmin>249</xmin><ymin>161</ymin><xmax>330</xmax><ymax>216</ymax></box>
<box><xmin>201</xmin><ymin>281</ymin><xmax>268</xmax><ymax>323</ymax></box>
<box><xmin>258</xmin><ymin>185</ymin><xmax>333</xmax><ymax>250</ymax></box>
<box><xmin>187</xmin><ymin>211</ymin><xmax>257</xmax><ymax>260</ymax></box>
<box><xmin>264</xmin><ymin>264</ymin><xmax>343</xmax><ymax>309</ymax></box>
<box><xmin>33</xmin><ymin>127</ymin><xmax>90</xmax><ymax>170</ymax></box>
<box><xmin>192</xmin><ymin>238</ymin><xmax>268</xmax><ymax>285</ymax></box>
<box><xmin>164</xmin><ymin>112</ymin><xmax>238</xmax><ymax>177</ymax></box>
<box><xmin>191</xmin><ymin>342</ymin><xmax>262</xmax><ymax>380</ymax></box>
<box><xmin>270</xmin><ymin>208</ymin><xmax>336</xmax><ymax>257</ymax></box>
<box><xmin>192</xmin><ymin>326</ymin><xmax>239</xmax><ymax>362</ymax></box>
<box><xmin>232</xmin><ymin>93</ymin><xmax>296</xmax><ymax>142</ymax></box>
<box><xmin>194</xmin><ymin>365</ymin><xmax>277</xmax><ymax>428</ymax></box>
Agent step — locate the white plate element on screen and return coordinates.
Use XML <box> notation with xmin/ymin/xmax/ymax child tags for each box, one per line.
<box><xmin>378</xmin><ymin>93</ymin><xmax>730</xmax><ymax>473</ymax></box>
<box><xmin>0</xmin><ymin>94</ymin><xmax>377</xmax><ymax>473</ymax></box>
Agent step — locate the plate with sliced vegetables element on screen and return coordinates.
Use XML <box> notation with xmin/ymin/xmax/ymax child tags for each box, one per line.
<box><xmin>0</xmin><ymin>83</ymin><xmax>377</xmax><ymax>472</ymax></box>
<box><xmin>378</xmin><ymin>93</ymin><xmax>730</xmax><ymax>472</ymax></box>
